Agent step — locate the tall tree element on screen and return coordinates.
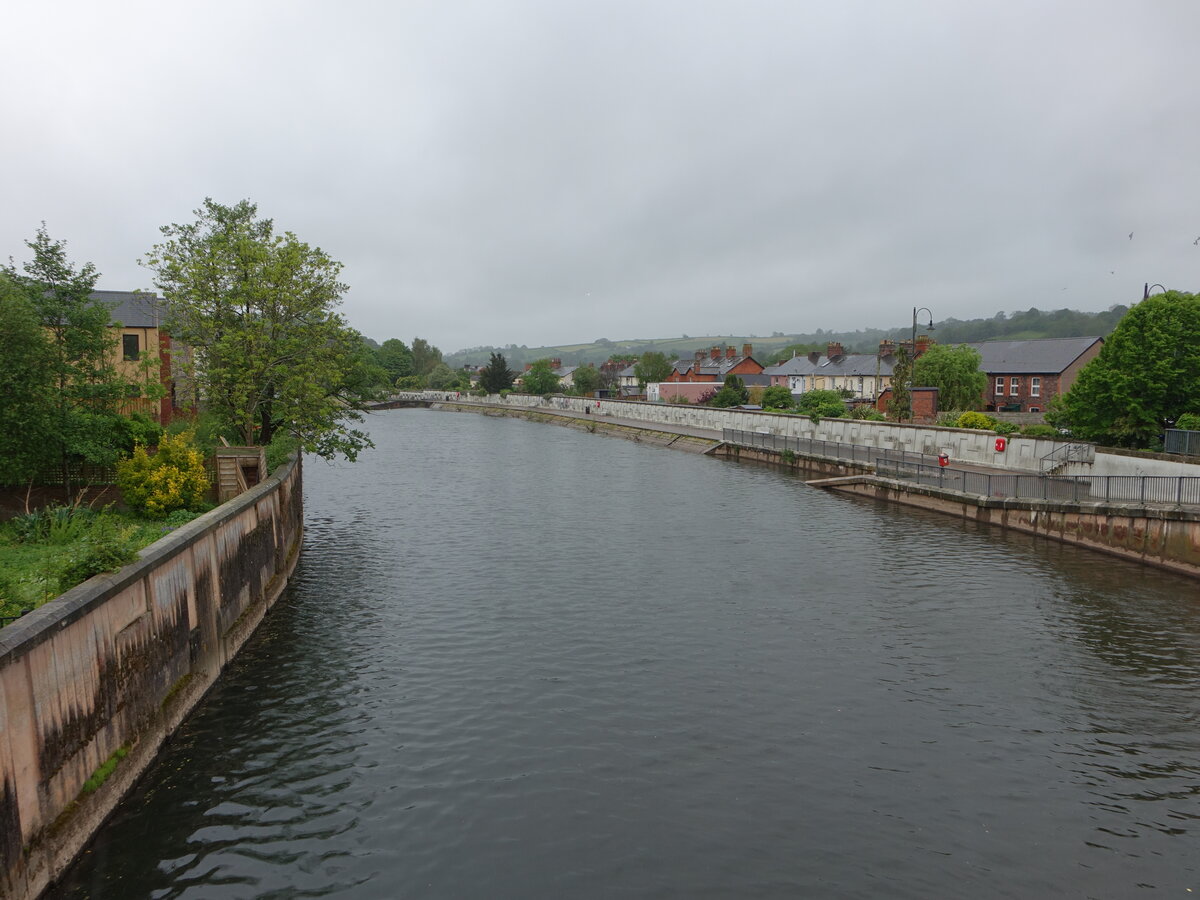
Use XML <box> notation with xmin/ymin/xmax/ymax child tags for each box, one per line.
<box><xmin>5</xmin><ymin>227</ymin><xmax>127</xmax><ymax>499</ymax></box>
<box><xmin>0</xmin><ymin>273</ymin><xmax>55</xmax><ymax>485</ymax></box>
<box><xmin>411</xmin><ymin>337</ymin><xmax>442</xmax><ymax>376</ymax></box>
<box><xmin>633</xmin><ymin>351</ymin><xmax>672</xmax><ymax>390</ymax></box>
<box><xmin>1057</xmin><ymin>291</ymin><xmax>1200</xmax><ymax>447</ymax></box>
<box><xmin>710</xmin><ymin>375</ymin><xmax>749</xmax><ymax>408</ymax></box>
<box><xmin>522</xmin><ymin>359</ymin><xmax>560</xmax><ymax>394</ymax></box>
<box><xmin>912</xmin><ymin>344</ymin><xmax>987</xmax><ymax>411</ymax></box>
<box><xmin>377</xmin><ymin>338</ymin><xmax>414</xmax><ymax>383</ymax></box>
<box><xmin>888</xmin><ymin>346</ymin><xmax>912</xmax><ymax>422</ymax></box>
<box><xmin>572</xmin><ymin>364</ymin><xmax>601</xmax><ymax>395</ymax></box>
<box><xmin>479</xmin><ymin>352</ymin><xmax>515</xmax><ymax>393</ymax></box>
<box><xmin>143</xmin><ymin>198</ymin><xmax>377</xmax><ymax>459</ymax></box>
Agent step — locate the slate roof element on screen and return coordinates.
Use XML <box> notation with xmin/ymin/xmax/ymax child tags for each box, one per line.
<box><xmin>92</xmin><ymin>290</ymin><xmax>163</xmax><ymax>328</ymax></box>
<box><xmin>671</xmin><ymin>354</ymin><xmax>762</xmax><ymax>379</ymax></box>
<box><xmin>967</xmin><ymin>337</ymin><xmax>1102</xmax><ymax>374</ymax></box>
<box><xmin>764</xmin><ymin>353</ymin><xmax>895</xmax><ymax>378</ymax></box>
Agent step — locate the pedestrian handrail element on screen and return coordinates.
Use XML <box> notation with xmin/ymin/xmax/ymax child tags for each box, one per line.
<box><xmin>876</xmin><ymin>459</ymin><xmax>1200</xmax><ymax>507</ymax></box>
<box><xmin>1165</xmin><ymin>429</ymin><xmax>1200</xmax><ymax>457</ymax></box>
<box><xmin>1039</xmin><ymin>441</ymin><xmax>1094</xmax><ymax>473</ymax></box>
<box><xmin>722</xmin><ymin>428</ymin><xmax>931</xmax><ymax>468</ymax></box>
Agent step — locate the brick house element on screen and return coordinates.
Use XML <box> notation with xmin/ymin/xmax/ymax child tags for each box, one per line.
<box><xmin>969</xmin><ymin>337</ymin><xmax>1103</xmax><ymax>413</ymax></box>
<box><xmin>666</xmin><ymin>344</ymin><xmax>765</xmax><ymax>383</ymax></box>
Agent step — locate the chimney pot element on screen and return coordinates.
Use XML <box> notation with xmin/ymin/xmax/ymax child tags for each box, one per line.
<box><xmin>743</xmin><ymin>343</ymin><xmax>752</xmax><ymax>358</ymax></box>
<box><xmin>726</xmin><ymin>345</ymin><xmax>736</xmax><ymax>359</ymax></box>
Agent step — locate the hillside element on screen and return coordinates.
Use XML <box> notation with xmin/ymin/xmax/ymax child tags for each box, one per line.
<box><xmin>443</xmin><ymin>305</ymin><xmax>1131</xmax><ymax>369</ymax></box>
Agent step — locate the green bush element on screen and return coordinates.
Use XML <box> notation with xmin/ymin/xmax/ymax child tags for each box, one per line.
<box><xmin>116</xmin><ymin>432</ymin><xmax>210</xmax><ymax>519</ymax></box>
<box><xmin>265</xmin><ymin>432</ymin><xmax>299</xmax><ymax>471</ymax></box>
<box><xmin>848</xmin><ymin>405</ymin><xmax>886</xmax><ymax>420</ymax></box>
<box><xmin>1175</xmin><ymin>412</ymin><xmax>1200</xmax><ymax>431</ymax></box>
<box><xmin>993</xmin><ymin>421</ymin><xmax>1019</xmax><ymax>435</ymax></box>
<box><xmin>1021</xmin><ymin>424</ymin><xmax>1059</xmax><ymax>438</ymax></box>
<box><xmin>56</xmin><ymin>516</ymin><xmax>139</xmax><ymax>590</ymax></box>
<box><xmin>955</xmin><ymin>411</ymin><xmax>998</xmax><ymax>430</ymax></box>
<box><xmin>761</xmin><ymin>385</ymin><xmax>795</xmax><ymax>411</ymax></box>
<box><xmin>6</xmin><ymin>505</ymin><xmax>97</xmax><ymax>545</ymax></box>
<box><xmin>796</xmin><ymin>390</ymin><xmax>847</xmax><ymax>420</ymax></box>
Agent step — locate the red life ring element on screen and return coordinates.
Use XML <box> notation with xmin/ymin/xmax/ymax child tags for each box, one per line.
<box><xmin>938</xmin><ymin>453</ymin><xmax>950</xmax><ymax>467</ymax></box>
<box><xmin>995</xmin><ymin>436</ymin><xmax>1007</xmax><ymax>452</ymax></box>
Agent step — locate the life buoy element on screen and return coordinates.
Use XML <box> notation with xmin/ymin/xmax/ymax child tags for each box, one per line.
<box><xmin>995</xmin><ymin>436</ymin><xmax>1007</xmax><ymax>452</ymax></box>
<box><xmin>938</xmin><ymin>452</ymin><xmax>950</xmax><ymax>467</ymax></box>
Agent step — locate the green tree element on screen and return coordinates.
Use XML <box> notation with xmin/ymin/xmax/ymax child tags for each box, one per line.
<box><xmin>760</xmin><ymin>384</ymin><xmax>794</xmax><ymax>411</ymax></box>
<box><xmin>523</xmin><ymin>359</ymin><xmax>560</xmax><ymax>394</ymax></box>
<box><xmin>633</xmin><ymin>351</ymin><xmax>673</xmax><ymax>390</ymax></box>
<box><xmin>5</xmin><ymin>227</ymin><xmax>129</xmax><ymax>500</ymax></box>
<box><xmin>912</xmin><ymin>344</ymin><xmax>987</xmax><ymax>411</ymax></box>
<box><xmin>377</xmin><ymin>338</ymin><xmax>414</xmax><ymax>383</ymax></box>
<box><xmin>479</xmin><ymin>352</ymin><xmax>515</xmax><ymax>393</ymax></box>
<box><xmin>888</xmin><ymin>346</ymin><xmax>912</xmax><ymax>421</ymax></box>
<box><xmin>411</xmin><ymin>337</ymin><xmax>442</xmax><ymax>376</ymax></box>
<box><xmin>710</xmin><ymin>375</ymin><xmax>749</xmax><ymax>408</ymax></box>
<box><xmin>795</xmin><ymin>389</ymin><xmax>846</xmax><ymax>419</ymax></box>
<box><xmin>427</xmin><ymin>362</ymin><xmax>466</xmax><ymax>390</ymax></box>
<box><xmin>143</xmin><ymin>198</ymin><xmax>377</xmax><ymax>460</ymax></box>
<box><xmin>572</xmin><ymin>363</ymin><xmax>601</xmax><ymax>395</ymax></box>
<box><xmin>0</xmin><ymin>273</ymin><xmax>55</xmax><ymax>484</ymax></box>
<box><xmin>1058</xmin><ymin>291</ymin><xmax>1200</xmax><ymax>447</ymax></box>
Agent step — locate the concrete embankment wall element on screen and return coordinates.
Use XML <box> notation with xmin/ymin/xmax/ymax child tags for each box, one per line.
<box><xmin>0</xmin><ymin>455</ymin><xmax>304</xmax><ymax>900</ymax></box>
<box><xmin>428</xmin><ymin>393</ymin><xmax>1200</xmax><ymax>478</ymax></box>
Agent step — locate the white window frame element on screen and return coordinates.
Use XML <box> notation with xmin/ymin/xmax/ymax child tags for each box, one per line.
<box><xmin>995</xmin><ymin>377</ymin><xmax>1004</xmax><ymax>395</ymax></box>
<box><xmin>1009</xmin><ymin>376</ymin><xmax>1020</xmax><ymax>396</ymax></box>
<box><xmin>1031</xmin><ymin>377</ymin><xmax>1041</xmax><ymax>397</ymax></box>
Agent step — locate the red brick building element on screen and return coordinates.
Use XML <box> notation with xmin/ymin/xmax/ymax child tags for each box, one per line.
<box><xmin>969</xmin><ymin>337</ymin><xmax>1103</xmax><ymax>413</ymax></box>
<box><xmin>666</xmin><ymin>344</ymin><xmax>765</xmax><ymax>383</ymax></box>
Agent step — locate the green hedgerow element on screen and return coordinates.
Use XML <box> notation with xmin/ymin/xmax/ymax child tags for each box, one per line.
<box><xmin>955</xmin><ymin>411</ymin><xmax>998</xmax><ymax>431</ymax></box>
<box><xmin>116</xmin><ymin>431</ymin><xmax>210</xmax><ymax>519</ymax></box>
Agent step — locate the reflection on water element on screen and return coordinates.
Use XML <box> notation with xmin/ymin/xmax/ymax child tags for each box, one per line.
<box><xmin>52</xmin><ymin>411</ymin><xmax>1200</xmax><ymax>898</ymax></box>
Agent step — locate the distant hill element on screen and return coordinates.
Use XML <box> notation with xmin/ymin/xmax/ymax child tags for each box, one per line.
<box><xmin>442</xmin><ymin>305</ymin><xmax>1131</xmax><ymax>369</ymax></box>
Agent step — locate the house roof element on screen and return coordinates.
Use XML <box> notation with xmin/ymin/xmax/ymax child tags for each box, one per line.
<box><xmin>764</xmin><ymin>353</ymin><xmax>895</xmax><ymax>378</ymax></box>
<box><xmin>967</xmin><ymin>337</ymin><xmax>1102</xmax><ymax>374</ymax></box>
<box><xmin>93</xmin><ymin>290</ymin><xmax>162</xmax><ymax>328</ymax></box>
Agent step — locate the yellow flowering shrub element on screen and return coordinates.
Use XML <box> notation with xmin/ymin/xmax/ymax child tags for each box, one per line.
<box><xmin>116</xmin><ymin>431</ymin><xmax>210</xmax><ymax>518</ymax></box>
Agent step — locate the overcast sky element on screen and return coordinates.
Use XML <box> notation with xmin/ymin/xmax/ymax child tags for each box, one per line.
<box><xmin>3</xmin><ymin>1</ymin><xmax>1197</xmax><ymax>352</ymax></box>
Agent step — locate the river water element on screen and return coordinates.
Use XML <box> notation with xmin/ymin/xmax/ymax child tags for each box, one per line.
<box><xmin>52</xmin><ymin>410</ymin><xmax>1200</xmax><ymax>898</ymax></box>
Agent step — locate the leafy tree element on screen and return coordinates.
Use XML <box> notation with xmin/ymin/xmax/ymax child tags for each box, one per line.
<box><xmin>760</xmin><ymin>385</ymin><xmax>794</xmax><ymax>410</ymax></box>
<box><xmin>143</xmin><ymin>198</ymin><xmax>377</xmax><ymax>460</ymax></box>
<box><xmin>479</xmin><ymin>352</ymin><xmax>515</xmax><ymax>393</ymax></box>
<box><xmin>795</xmin><ymin>389</ymin><xmax>846</xmax><ymax>419</ymax></box>
<box><xmin>888</xmin><ymin>346</ymin><xmax>912</xmax><ymax>421</ymax></box>
<box><xmin>1057</xmin><ymin>291</ymin><xmax>1200</xmax><ymax>447</ymax></box>
<box><xmin>411</xmin><ymin>337</ymin><xmax>443</xmax><ymax>376</ymax></box>
<box><xmin>0</xmin><ymin>273</ymin><xmax>55</xmax><ymax>484</ymax></box>
<box><xmin>572</xmin><ymin>364</ymin><xmax>601</xmax><ymax>395</ymax></box>
<box><xmin>427</xmin><ymin>362</ymin><xmax>466</xmax><ymax>390</ymax></box>
<box><xmin>395</xmin><ymin>375</ymin><xmax>425</xmax><ymax>390</ymax></box>
<box><xmin>633</xmin><ymin>351</ymin><xmax>673</xmax><ymax>390</ymax></box>
<box><xmin>912</xmin><ymin>344</ymin><xmax>987</xmax><ymax>411</ymax></box>
<box><xmin>377</xmin><ymin>338</ymin><xmax>414</xmax><ymax>382</ymax></box>
<box><xmin>5</xmin><ymin>227</ymin><xmax>130</xmax><ymax>500</ymax></box>
<box><xmin>522</xmin><ymin>359</ymin><xmax>560</xmax><ymax>394</ymax></box>
<box><xmin>1175</xmin><ymin>412</ymin><xmax>1200</xmax><ymax>431</ymax></box>
<box><xmin>710</xmin><ymin>375</ymin><xmax>749</xmax><ymax>408</ymax></box>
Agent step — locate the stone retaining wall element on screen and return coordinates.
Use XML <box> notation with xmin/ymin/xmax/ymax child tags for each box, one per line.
<box><xmin>0</xmin><ymin>456</ymin><xmax>304</xmax><ymax>900</ymax></box>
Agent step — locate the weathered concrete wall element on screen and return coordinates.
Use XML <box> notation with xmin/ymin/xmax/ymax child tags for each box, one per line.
<box><xmin>0</xmin><ymin>455</ymin><xmax>304</xmax><ymax>900</ymax></box>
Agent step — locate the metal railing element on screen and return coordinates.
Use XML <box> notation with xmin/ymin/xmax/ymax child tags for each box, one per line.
<box><xmin>876</xmin><ymin>459</ymin><xmax>1200</xmax><ymax>507</ymax></box>
<box><xmin>723</xmin><ymin>429</ymin><xmax>930</xmax><ymax>468</ymax></box>
<box><xmin>1165</xmin><ymin>429</ymin><xmax>1200</xmax><ymax>457</ymax></box>
<box><xmin>1039</xmin><ymin>441</ymin><xmax>1094</xmax><ymax>473</ymax></box>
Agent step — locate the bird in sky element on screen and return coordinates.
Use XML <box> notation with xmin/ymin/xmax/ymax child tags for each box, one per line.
<box><xmin>1129</xmin><ymin>232</ymin><xmax>1134</xmax><ymax>240</ymax></box>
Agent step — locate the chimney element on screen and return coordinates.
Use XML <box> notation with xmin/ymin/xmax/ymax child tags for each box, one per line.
<box><xmin>694</xmin><ymin>350</ymin><xmax>704</xmax><ymax>362</ymax></box>
<box><xmin>742</xmin><ymin>343</ymin><xmax>753</xmax><ymax>358</ymax></box>
<box><xmin>914</xmin><ymin>335</ymin><xmax>931</xmax><ymax>358</ymax></box>
<box><xmin>808</xmin><ymin>350</ymin><xmax>821</xmax><ymax>365</ymax></box>
<box><xmin>711</xmin><ymin>345</ymin><xmax>722</xmax><ymax>360</ymax></box>
<box><xmin>726</xmin><ymin>345</ymin><xmax>736</xmax><ymax>359</ymax></box>
<box><xmin>551</xmin><ymin>358</ymin><xmax>562</xmax><ymax>369</ymax></box>
<box><xmin>878</xmin><ymin>339</ymin><xmax>896</xmax><ymax>358</ymax></box>
<box><xmin>827</xmin><ymin>341</ymin><xmax>844</xmax><ymax>358</ymax></box>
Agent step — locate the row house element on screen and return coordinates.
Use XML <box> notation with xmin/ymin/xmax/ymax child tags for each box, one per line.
<box><xmin>969</xmin><ymin>337</ymin><xmax>1103</xmax><ymax>413</ymax></box>
<box><xmin>666</xmin><ymin>343</ymin><xmax>766</xmax><ymax>384</ymax></box>
<box><xmin>763</xmin><ymin>339</ymin><xmax>930</xmax><ymax>401</ymax></box>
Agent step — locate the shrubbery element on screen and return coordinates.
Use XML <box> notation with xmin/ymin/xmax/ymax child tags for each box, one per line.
<box><xmin>955</xmin><ymin>411</ymin><xmax>998</xmax><ymax>430</ymax></box>
<box><xmin>993</xmin><ymin>421</ymin><xmax>1019</xmax><ymax>435</ymax></box>
<box><xmin>1021</xmin><ymin>424</ymin><xmax>1059</xmax><ymax>438</ymax></box>
<box><xmin>1176</xmin><ymin>412</ymin><xmax>1200</xmax><ymax>431</ymax></box>
<box><xmin>116</xmin><ymin>432</ymin><xmax>210</xmax><ymax>519</ymax></box>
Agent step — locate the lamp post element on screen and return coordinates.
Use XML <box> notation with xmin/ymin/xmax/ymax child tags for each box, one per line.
<box><xmin>1143</xmin><ymin>283</ymin><xmax>1167</xmax><ymax>300</ymax></box>
<box><xmin>910</xmin><ymin>307</ymin><xmax>934</xmax><ymax>421</ymax></box>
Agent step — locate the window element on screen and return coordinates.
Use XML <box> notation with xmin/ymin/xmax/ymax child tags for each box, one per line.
<box><xmin>122</xmin><ymin>333</ymin><xmax>139</xmax><ymax>361</ymax></box>
<box><xmin>995</xmin><ymin>377</ymin><xmax>1004</xmax><ymax>394</ymax></box>
<box><xmin>1029</xmin><ymin>407</ymin><xmax>1041</xmax><ymax>413</ymax></box>
<box><xmin>1031</xmin><ymin>377</ymin><xmax>1041</xmax><ymax>397</ymax></box>
<box><xmin>1009</xmin><ymin>376</ymin><xmax>1019</xmax><ymax>396</ymax></box>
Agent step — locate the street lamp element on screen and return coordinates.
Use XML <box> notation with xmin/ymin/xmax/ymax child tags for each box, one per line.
<box><xmin>909</xmin><ymin>307</ymin><xmax>935</xmax><ymax>420</ymax></box>
<box><xmin>1143</xmin><ymin>283</ymin><xmax>1167</xmax><ymax>300</ymax></box>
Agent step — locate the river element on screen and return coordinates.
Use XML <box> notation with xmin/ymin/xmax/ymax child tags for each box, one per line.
<box><xmin>51</xmin><ymin>409</ymin><xmax>1200</xmax><ymax>898</ymax></box>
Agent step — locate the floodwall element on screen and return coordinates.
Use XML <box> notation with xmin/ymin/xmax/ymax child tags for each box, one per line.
<box><xmin>0</xmin><ymin>455</ymin><xmax>303</xmax><ymax>900</ymax></box>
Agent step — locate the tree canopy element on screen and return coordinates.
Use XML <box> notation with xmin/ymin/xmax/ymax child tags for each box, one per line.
<box><xmin>760</xmin><ymin>384</ymin><xmax>794</xmax><ymax>410</ymax></box>
<box><xmin>710</xmin><ymin>375</ymin><xmax>749</xmax><ymax>408</ymax></box>
<box><xmin>143</xmin><ymin>198</ymin><xmax>377</xmax><ymax>459</ymax></box>
<box><xmin>1055</xmin><ymin>291</ymin><xmax>1200</xmax><ymax>447</ymax></box>
<box><xmin>377</xmin><ymin>338</ymin><xmax>414</xmax><ymax>383</ymax></box>
<box><xmin>795</xmin><ymin>389</ymin><xmax>846</xmax><ymax>419</ymax></box>
<box><xmin>479</xmin><ymin>352</ymin><xmax>515</xmax><ymax>393</ymax></box>
<box><xmin>522</xmin><ymin>359</ymin><xmax>560</xmax><ymax>394</ymax></box>
<box><xmin>633</xmin><ymin>351</ymin><xmax>673</xmax><ymax>389</ymax></box>
<box><xmin>911</xmin><ymin>344</ymin><xmax>987</xmax><ymax>411</ymax></box>
<box><xmin>0</xmin><ymin>273</ymin><xmax>55</xmax><ymax>485</ymax></box>
<box><xmin>571</xmin><ymin>364</ymin><xmax>601</xmax><ymax>395</ymax></box>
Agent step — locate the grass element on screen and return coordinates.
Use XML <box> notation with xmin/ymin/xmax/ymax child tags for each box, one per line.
<box><xmin>0</xmin><ymin>509</ymin><xmax>202</xmax><ymax>621</ymax></box>
<box><xmin>81</xmin><ymin>745</ymin><xmax>129</xmax><ymax>794</ymax></box>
